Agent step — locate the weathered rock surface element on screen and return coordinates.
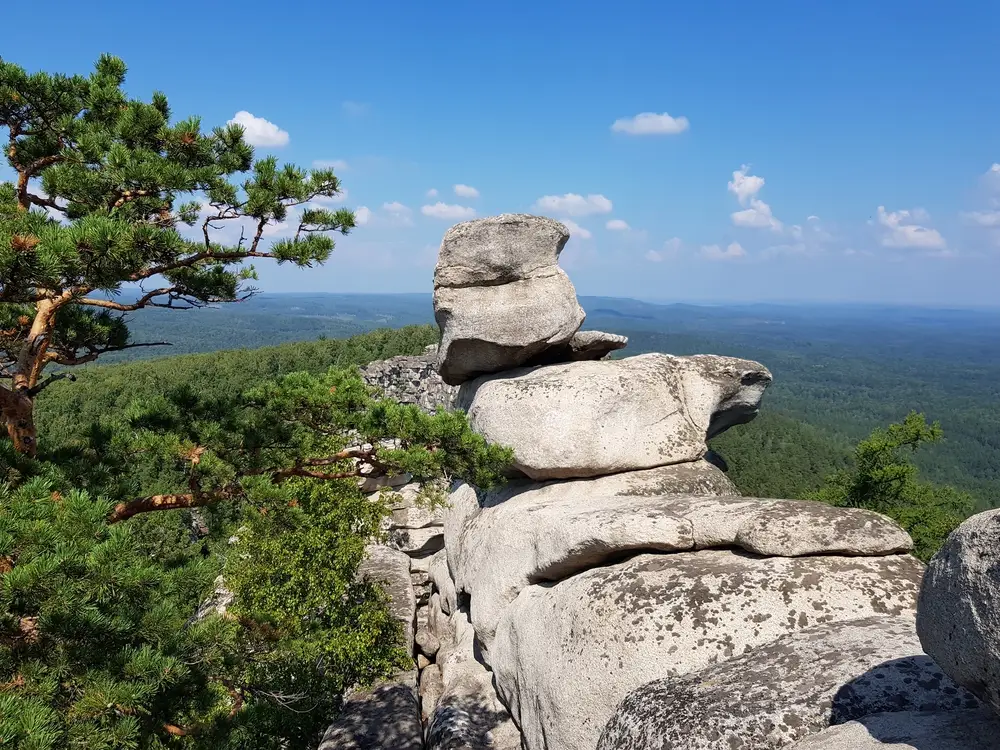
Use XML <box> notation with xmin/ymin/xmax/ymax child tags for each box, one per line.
<box><xmin>434</xmin><ymin>214</ymin><xmax>586</xmax><ymax>385</ymax></box>
<box><xmin>361</xmin><ymin>352</ymin><xmax>457</xmax><ymax>413</ymax></box>
<box><xmin>786</xmin><ymin>709</ymin><xmax>1000</xmax><ymax>750</ymax></box>
<box><xmin>493</xmin><ymin>551</ymin><xmax>925</xmax><ymax>750</ymax></box>
<box><xmin>598</xmin><ymin>617</ymin><xmax>982</xmax><ymax>750</ymax></box>
<box><xmin>319</xmin><ymin>670</ymin><xmax>423</xmax><ymax>750</ymax></box>
<box><xmin>734</xmin><ymin>500</ymin><xmax>913</xmax><ymax>557</ymax></box>
<box><xmin>428</xmin><ymin>608</ymin><xmax>522</xmax><ymax>750</ymax></box>
<box><xmin>457</xmin><ymin>353</ymin><xmax>772</xmax><ymax>480</ymax></box>
<box><xmin>525</xmin><ymin>330</ymin><xmax>629</xmax><ymax>366</ymax></box>
<box><xmin>429</xmin><ymin>549</ymin><xmax>458</xmax><ymax>615</ymax></box>
<box><xmin>357</xmin><ymin>545</ymin><xmax>416</xmax><ymax>656</ymax></box>
<box><xmin>917</xmin><ymin>508</ymin><xmax>1000</xmax><ymax>715</ymax></box>
<box><xmin>435</xmin><ymin>273</ymin><xmax>585</xmax><ymax>386</ymax></box>
<box><xmin>450</xmin><ymin>494</ymin><xmax>914</xmax><ymax>648</ymax></box>
<box><xmin>482</xmin><ymin>459</ymin><xmax>739</xmax><ymax>508</ymax></box>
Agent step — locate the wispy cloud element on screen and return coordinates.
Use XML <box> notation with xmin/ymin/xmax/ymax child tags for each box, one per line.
<box><xmin>421</xmin><ymin>202</ymin><xmax>476</xmax><ymax>220</ymax></box>
<box><xmin>611</xmin><ymin>112</ymin><xmax>690</xmax><ymax>135</ymax></box>
<box><xmin>533</xmin><ymin>193</ymin><xmax>613</xmax><ymax>217</ymax></box>
<box><xmin>454</xmin><ymin>184</ymin><xmax>480</xmax><ymax>198</ymax></box>
<box><xmin>875</xmin><ymin>206</ymin><xmax>947</xmax><ymax>251</ymax></box>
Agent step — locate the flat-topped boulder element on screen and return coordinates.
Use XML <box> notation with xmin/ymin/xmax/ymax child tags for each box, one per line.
<box><xmin>457</xmin><ymin>353</ymin><xmax>772</xmax><ymax>480</ymax></box>
<box><xmin>492</xmin><ymin>550</ymin><xmax>925</xmax><ymax>750</ymax></box>
<box><xmin>433</xmin><ymin>214</ymin><xmax>587</xmax><ymax>385</ymax></box>
<box><xmin>446</xmin><ymin>490</ymin><xmax>913</xmax><ymax>647</ymax></box>
<box><xmin>785</xmin><ymin>709</ymin><xmax>1000</xmax><ymax>750</ymax></box>
<box><xmin>599</xmin><ymin>617</ymin><xmax>983</xmax><ymax>750</ymax></box>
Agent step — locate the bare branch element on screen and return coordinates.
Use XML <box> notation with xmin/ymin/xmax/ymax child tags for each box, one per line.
<box><xmin>76</xmin><ymin>288</ymin><xmax>177</xmax><ymax>312</ymax></box>
<box><xmin>47</xmin><ymin>341</ymin><xmax>172</xmax><ymax>367</ymax></box>
<box><xmin>26</xmin><ymin>372</ymin><xmax>76</xmax><ymax>397</ymax></box>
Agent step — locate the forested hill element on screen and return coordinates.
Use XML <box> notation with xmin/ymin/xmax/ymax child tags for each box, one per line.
<box><xmin>61</xmin><ymin>293</ymin><xmax>1000</xmax><ymax>510</ymax></box>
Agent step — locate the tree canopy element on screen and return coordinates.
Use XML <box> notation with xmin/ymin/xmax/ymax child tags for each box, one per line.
<box><xmin>1</xmin><ymin>54</ymin><xmax>353</xmax><ymax>455</ymax></box>
<box><xmin>807</xmin><ymin>411</ymin><xmax>973</xmax><ymax>561</ymax></box>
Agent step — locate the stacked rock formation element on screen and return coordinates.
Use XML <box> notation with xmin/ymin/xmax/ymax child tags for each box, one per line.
<box><xmin>325</xmin><ymin>213</ymin><xmax>1000</xmax><ymax>750</ymax></box>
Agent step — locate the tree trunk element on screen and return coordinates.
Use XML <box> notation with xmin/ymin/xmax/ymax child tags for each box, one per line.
<box><xmin>1</xmin><ymin>298</ymin><xmax>64</xmax><ymax>457</ymax></box>
<box><xmin>0</xmin><ymin>387</ymin><xmax>37</xmax><ymax>456</ymax></box>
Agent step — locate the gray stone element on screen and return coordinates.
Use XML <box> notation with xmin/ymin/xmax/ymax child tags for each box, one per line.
<box><xmin>357</xmin><ymin>545</ymin><xmax>416</xmax><ymax>656</ymax></box>
<box><xmin>434</xmin><ymin>272</ymin><xmax>585</xmax><ymax>386</ymax></box>
<box><xmin>429</xmin><ymin>549</ymin><xmax>458</xmax><ymax>615</ymax></box>
<box><xmin>786</xmin><ymin>709</ymin><xmax>1000</xmax><ymax>750</ymax></box>
<box><xmin>482</xmin><ymin>460</ymin><xmax>740</xmax><ymax>509</ymax></box>
<box><xmin>457</xmin><ymin>353</ymin><xmax>771</xmax><ymax>480</ymax></box>
<box><xmin>420</xmin><ymin>662</ymin><xmax>445</xmax><ymax>724</ymax></box>
<box><xmin>735</xmin><ymin>500</ymin><xmax>913</xmax><ymax>557</ymax></box>
<box><xmin>361</xmin><ymin>352</ymin><xmax>458</xmax><ymax>414</ymax></box>
<box><xmin>598</xmin><ymin>617</ymin><xmax>982</xmax><ymax>750</ymax></box>
<box><xmin>433</xmin><ymin>214</ymin><xmax>588</xmax><ymax>386</ymax></box>
<box><xmin>918</xmin><ymin>508</ymin><xmax>1000</xmax><ymax>715</ymax></box>
<box><xmin>455</xmin><ymin>493</ymin><xmax>695</xmax><ymax>648</ymax></box>
<box><xmin>525</xmin><ymin>330</ymin><xmax>629</xmax><ymax>366</ymax></box>
<box><xmin>191</xmin><ymin>575</ymin><xmax>234</xmax><ymax>623</ymax></box>
<box><xmin>319</xmin><ymin>670</ymin><xmax>423</xmax><ymax>750</ymax></box>
<box><xmin>492</xmin><ymin>551</ymin><xmax>925</xmax><ymax>750</ymax></box>
<box><xmin>434</xmin><ymin>213</ymin><xmax>571</xmax><ymax>288</ymax></box>
<box><xmin>451</xmin><ymin>494</ymin><xmax>914</xmax><ymax>650</ymax></box>
<box><xmin>428</xmin><ymin>608</ymin><xmax>523</xmax><ymax>750</ymax></box>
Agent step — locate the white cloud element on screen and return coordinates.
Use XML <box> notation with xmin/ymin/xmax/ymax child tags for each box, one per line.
<box><xmin>342</xmin><ymin>101</ymin><xmax>369</xmax><ymax>116</ymax></box>
<box><xmin>354</xmin><ymin>206</ymin><xmax>372</xmax><ymax>226</ymax></box>
<box><xmin>727</xmin><ymin>165</ymin><xmax>782</xmax><ymax>232</ymax></box>
<box><xmin>807</xmin><ymin>215</ymin><xmax>820</xmax><ymax>221</ymax></box>
<box><xmin>312</xmin><ymin>159</ymin><xmax>349</xmax><ymax>171</ymax></box>
<box><xmin>727</xmin><ymin>165</ymin><xmax>765</xmax><ymax>207</ymax></box>
<box><xmin>647</xmin><ymin>237</ymin><xmax>683</xmax><ymax>262</ymax></box>
<box><xmin>421</xmin><ymin>202</ymin><xmax>476</xmax><ymax>220</ymax></box>
<box><xmin>961</xmin><ymin>210</ymin><xmax>1000</xmax><ymax>227</ymax></box>
<box><xmin>606</xmin><ymin>219</ymin><xmax>630</xmax><ymax>231</ymax></box>
<box><xmin>561</xmin><ymin>219</ymin><xmax>592</xmax><ymax>239</ymax></box>
<box><xmin>876</xmin><ymin>206</ymin><xmax>947</xmax><ymax>250</ymax></box>
<box><xmin>454</xmin><ymin>184</ymin><xmax>480</xmax><ymax>198</ymax></box>
<box><xmin>426</xmin><ymin>188</ymin><xmax>439</xmax><ymax>198</ymax></box>
<box><xmin>228</xmin><ymin>111</ymin><xmax>289</xmax><ymax>147</ymax></box>
<box><xmin>701</xmin><ymin>242</ymin><xmax>746</xmax><ymax>261</ymax></box>
<box><xmin>732</xmin><ymin>199</ymin><xmax>783</xmax><ymax>231</ymax></box>
<box><xmin>611</xmin><ymin>112</ymin><xmax>690</xmax><ymax>136</ymax></box>
<box><xmin>533</xmin><ymin>193</ymin><xmax>613</xmax><ymax>217</ymax></box>
<box><xmin>382</xmin><ymin>201</ymin><xmax>414</xmax><ymax>226</ymax></box>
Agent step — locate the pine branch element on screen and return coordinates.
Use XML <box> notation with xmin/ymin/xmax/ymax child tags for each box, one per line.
<box><xmin>26</xmin><ymin>371</ymin><xmax>76</xmax><ymax>397</ymax></box>
<box><xmin>108</xmin><ymin>490</ymin><xmax>233</xmax><ymax>523</ymax></box>
<box><xmin>76</xmin><ymin>288</ymin><xmax>178</xmax><ymax>312</ymax></box>
<box><xmin>47</xmin><ymin>340</ymin><xmax>172</xmax><ymax>366</ymax></box>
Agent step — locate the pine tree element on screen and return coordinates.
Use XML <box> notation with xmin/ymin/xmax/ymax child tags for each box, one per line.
<box><xmin>0</xmin><ymin>55</ymin><xmax>354</xmax><ymax>455</ymax></box>
<box><xmin>2</xmin><ymin>366</ymin><xmax>513</xmax><ymax>748</ymax></box>
<box><xmin>808</xmin><ymin>411</ymin><xmax>973</xmax><ymax>560</ymax></box>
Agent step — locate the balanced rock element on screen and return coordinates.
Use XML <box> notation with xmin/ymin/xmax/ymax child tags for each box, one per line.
<box><xmin>785</xmin><ymin>709</ymin><xmax>1000</xmax><ymax>750</ymax></box>
<box><xmin>598</xmin><ymin>617</ymin><xmax>982</xmax><ymax>750</ymax></box>
<box><xmin>457</xmin><ymin>353</ymin><xmax>772</xmax><ymax>480</ymax></box>
<box><xmin>917</xmin><ymin>508</ymin><xmax>1000</xmax><ymax>714</ymax></box>
<box><xmin>492</xmin><ymin>551</ymin><xmax>925</xmax><ymax>750</ymax></box>
<box><xmin>434</xmin><ymin>214</ymin><xmax>586</xmax><ymax>385</ymax></box>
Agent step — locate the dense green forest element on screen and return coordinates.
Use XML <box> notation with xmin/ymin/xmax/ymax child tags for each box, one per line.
<box><xmin>98</xmin><ymin>292</ymin><xmax>1000</xmax><ymax>511</ymax></box>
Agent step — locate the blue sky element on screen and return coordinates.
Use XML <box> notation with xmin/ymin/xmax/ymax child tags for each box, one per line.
<box><xmin>5</xmin><ymin>0</ymin><xmax>1000</xmax><ymax>306</ymax></box>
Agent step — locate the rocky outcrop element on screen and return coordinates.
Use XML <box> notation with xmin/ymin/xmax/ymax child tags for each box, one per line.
<box><xmin>786</xmin><ymin>709</ymin><xmax>1000</xmax><ymax>750</ymax></box>
<box><xmin>524</xmin><ymin>330</ymin><xmax>629</xmax><ymax>366</ymax></box>
<box><xmin>319</xmin><ymin>671</ymin><xmax>423</xmax><ymax>750</ymax></box>
<box><xmin>434</xmin><ymin>214</ymin><xmax>586</xmax><ymax>386</ymax></box>
<box><xmin>495</xmin><ymin>553</ymin><xmax>925</xmax><ymax>750</ymax></box>
<box><xmin>337</xmin><ymin>213</ymin><xmax>994</xmax><ymax>749</ymax></box>
<box><xmin>918</xmin><ymin>508</ymin><xmax>1000</xmax><ymax>714</ymax></box>
<box><xmin>598</xmin><ymin>617</ymin><xmax>982</xmax><ymax>750</ymax></box>
<box><xmin>356</xmin><ymin>545</ymin><xmax>416</xmax><ymax>654</ymax></box>
<box><xmin>456</xmin><ymin>353</ymin><xmax>772</xmax><ymax>480</ymax></box>
<box><xmin>361</xmin><ymin>351</ymin><xmax>457</xmax><ymax>413</ymax></box>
